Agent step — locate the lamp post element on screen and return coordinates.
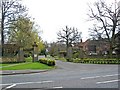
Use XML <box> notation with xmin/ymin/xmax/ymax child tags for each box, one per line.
<box><xmin>32</xmin><ymin>42</ymin><xmax>38</xmax><ymax>62</ymax></box>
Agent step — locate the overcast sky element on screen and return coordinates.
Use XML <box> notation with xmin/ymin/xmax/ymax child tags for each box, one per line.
<box><xmin>22</xmin><ymin>0</ymin><xmax>116</xmax><ymax>43</ymax></box>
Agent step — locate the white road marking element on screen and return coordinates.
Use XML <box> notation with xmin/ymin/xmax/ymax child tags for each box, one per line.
<box><xmin>102</xmin><ymin>74</ymin><xmax>119</xmax><ymax>77</ymax></box>
<box><xmin>0</xmin><ymin>81</ymin><xmax>53</xmax><ymax>86</ymax></box>
<box><xmin>96</xmin><ymin>79</ymin><xmax>120</xmax><ymax>84</ymax></box>
<box><xmin>81</xmin><ymin>74</ymin><xmax>119</xmax><ymax>80</ymax></box>
<box><xmin>42</xmin><ymin>81</ymin><xmax>53</xmax><ymax>83</ymax></box>
<box><xmin>15</xmin><ymin>81</ymin><xmax>43</xmax><ymax>85</ymax></box>
<box><xmin>53</xmin><ymin>86</ymin><xmax>63</xmax><ymax>88</ymax></box>
<box><xmin>81</xmin><ymin>76</ymin><xmax>100</xmax><ymax>79</ymax></box>
<box><xmin>6</xmin><ymin>84</ymin><xmax>16</xmax><ymax>89</ymax></box>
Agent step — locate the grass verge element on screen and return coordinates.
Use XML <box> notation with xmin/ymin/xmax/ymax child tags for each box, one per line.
<box><xmin>1</xmin><ymin>62</ymin><xmax>55</xmax><ymax>70</ymax></box>
<box><xmin>0</xmin><ymin>64</ymin><xmax>10</xmax><ymax>67</ymax></box>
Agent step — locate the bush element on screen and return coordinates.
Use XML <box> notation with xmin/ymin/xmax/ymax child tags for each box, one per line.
<box><xmin>1</xmin><ymin>56</ymin><xmax>25</xmax><ymax>64</ymax></box>
<box><xmin>73</xmin><ymin>58</ymin><xmax>80</xmax><ymax>63</ymax></box>
<box><xmin>47</xmin><ymin>60</ymin><xmax>55</xmax><ymax>66</ymax></box>
<box><xmin>25</xmin><ymin>56</ymin><xmax>32</xmax><ymax>62</ymax></box>
<box><xmin>39</xmin><ymin>58</ymin><xmax>47</xmax><ymax>64</ymax></box>
<box><xmin>73</xmin><ymin>52</ymin><xmax>79</xmax><ymax>58</ymax></box>
<box><xmin>66</xmin><ymin>58</ymin><xmax>73</xmax><ymax>62</ymax></box>
<box><xmin>72</xmin><ymin>58</ymin><xmax>119</xmax><ymax>64</ymax></box>
<box><xmin>39</xmin><ymin>58</ymin><xmax>55</xmax><ymax>66</ymax></box>
<box><xmin>54</xmin><ymin>56</ymin><xmax>59</xmax><ymax>60</ymax></box>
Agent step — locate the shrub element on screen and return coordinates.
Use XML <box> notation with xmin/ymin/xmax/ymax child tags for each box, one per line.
<box><xmin>71</xmin><ymin>58</ymin><xmax>119</xmax><ymax>64</ymax></box>
<box><xmin>73</xmin><ymin>52</ymin><xmax>79</xmax><ymax>58</ymax></box>
<box><xmin>54</xmin><ymin>56</ymin><xmax>59</xmax><ymax>60</ymax></box>
<box><xmin>39</xmin><ymin>58</ymin><xmax>47</xmax><ymax>64</ymax></box>
<box><xmin>1</xmin><ymin>56</ymin><xmax>25</xmax><ymax>64</ymax></box>
<box><xmin>66</xmin><ymin>58</ymin><xmax>73</xmax><ymax>62</ymax></box>
<box><xmin>25</xmin><ymin>56</ymin><xmax>32</xmax><ymax>62</ymax></box>
<box><xmin>47</xmin><ymin>60</ymin><xmax>55</xmax><ymax>66</ymax></box>
<box><xmin>39</xmin><ymin>58</ymin><xmax>55</xmax><ymax>66</ymax></box>
<box><xmin>73</xmin><ymin>58</ymin><xmax>80</xmax><ymax>63</ymax></box>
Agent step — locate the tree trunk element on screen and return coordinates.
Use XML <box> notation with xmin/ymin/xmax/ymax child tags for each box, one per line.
<box><xmin>66</xmin><ymin>45</ymin><xmax>69</xmax><ymax>58</ymax></box>
<box><xmin>1</xmin><ymin>4</ymin><xmax>4</xmax><ymax>56</ymax></box>
<box><xmin>109</xmin><ymin>44</ymin><xmax>113</xmax><ymax>58</ymax></box>
<box><xmin>1</xmin><ymin>24</ymin><xmax>4</xmax><ymax>56</ymax></box>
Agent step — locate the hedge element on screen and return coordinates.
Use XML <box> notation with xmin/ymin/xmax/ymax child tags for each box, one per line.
<box><xmin>72</xmin><ymin>58</ymin><xmax>120</xmax><ymax>64</ymax></box>
<box><xmin>0</xmin><ymin>57</ymin><xmax>25</xmax><ymax>64</ymax></box>
<box><xmin>39</xmin><ymin>58</ymin><xmax>55</xmax><ymax>66</ymax></box>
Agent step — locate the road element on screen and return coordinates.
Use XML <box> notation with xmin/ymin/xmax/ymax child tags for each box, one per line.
<box><xmin>1</xmin><ymin>60</ymin><xmax>120</xmax><ymax>89</ymax></box>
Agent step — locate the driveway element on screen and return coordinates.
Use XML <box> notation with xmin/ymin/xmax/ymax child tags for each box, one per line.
<box><xmin>1</xmin><ymin>60</ymin><xmax>119</xmax><ymax>89</ymax></box>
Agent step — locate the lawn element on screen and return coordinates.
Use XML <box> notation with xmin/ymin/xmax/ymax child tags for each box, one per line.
<box><xmin>1</xmin><ymin>62</ymin><xmax>55</xmax><ymax>70</ymax></box>
<box><xmin>0</xmin><ymin>63</ymin><xmax>27</xmax><ymax>67</ymax></box>
<box><xmin>0</xmin><ymin>64</ymin><xmax>9</xmax><ymax>67</ymax></box>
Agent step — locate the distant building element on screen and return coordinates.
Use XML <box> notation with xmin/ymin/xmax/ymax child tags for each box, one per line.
<box><xmin>114</xmin><ymin>31</ymin><xmax>120</xmax><ymax>56</ymax></box>
<box><xmin>3</xmin><ymin>44</ymin><xmax>20</xmax><ymax>56</ymax></box>
<box><xmin>47</xmin><ymin>42</ymin><xmax>66</xmax><ymax>56</ymax></box>
<box><xmin>78</xmin><ymin>39</ymin><xmax>110</xmax><ymax>55</ymax></box>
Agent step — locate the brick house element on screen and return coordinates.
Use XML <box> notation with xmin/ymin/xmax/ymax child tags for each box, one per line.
<box><xmin>114</xmin><ymin>31</ymin><xmax>120</xmax><ymax>56</ymax></box>
<box><xmin>78</xmin><ymin>39</ymin><xmax>110</xmax><ymax>55</ymax></box>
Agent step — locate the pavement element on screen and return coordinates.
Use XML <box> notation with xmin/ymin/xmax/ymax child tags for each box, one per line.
<box><xmin>0</xmin><ymin>70</ymin><xmax>49</xmax><ymax>75</ymax></box>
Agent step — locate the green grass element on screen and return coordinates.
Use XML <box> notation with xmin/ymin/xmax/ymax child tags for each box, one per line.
<box><xmin>0</xmin><ymin>64</ymin><xmax>9</xmax><ymax>67</ymax></box>
<box><xmin>0</xmin><ymin>63</ymin><xmax>27</xmax><ymax>67</ymax></box>
<box><xmin>1</xmin><ymin>62</ymin><xmax>55</xmax><ymax>70</ymax></box>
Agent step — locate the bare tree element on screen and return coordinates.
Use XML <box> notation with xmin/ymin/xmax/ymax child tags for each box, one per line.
<box><xmin>88</xmin><ymin>24</ymin><xmax>105</xmax><ymax>40</ymax></box>
<box><xmin>57</xmin><ymin>26</ymin><xmax>81</xmax><ymax>58</ymax></box>
<box><xmin>88</xmin><ymin>0</ymin><xmax>120</xmax><ymax>57</ymax></box>
<box><xmin>1</xmin><ymin>0</ymin><xmax>27</xmax><ymax>56</ymax></box>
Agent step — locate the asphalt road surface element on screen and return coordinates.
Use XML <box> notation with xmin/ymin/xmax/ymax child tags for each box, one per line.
<box><xmin>1</xmin><ymin>60</ymin><xmax>120</xmax><ymax>89</ymax></box>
